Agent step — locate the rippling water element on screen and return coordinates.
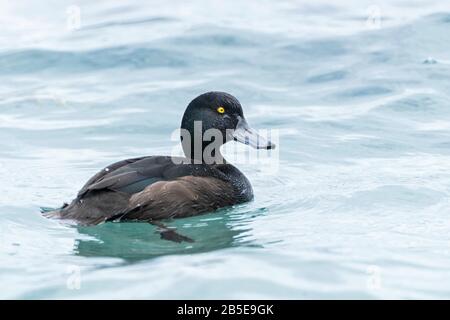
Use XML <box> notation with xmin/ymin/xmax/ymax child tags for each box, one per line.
<box><xmin>1</xmin><ymin>0</ymin><xmax>450</xmax><ymax>299</ymax></box>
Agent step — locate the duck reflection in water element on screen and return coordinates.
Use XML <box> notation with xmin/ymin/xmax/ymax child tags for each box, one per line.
<box><xmin>73</xmin><ymin>207</ymin><xmax>264</xmax><ymax>261</ymax></box>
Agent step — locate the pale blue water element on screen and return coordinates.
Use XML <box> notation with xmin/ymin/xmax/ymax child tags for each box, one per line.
<box><xmin>1</xmin><ymin>0</ymin><xmax>450</xmax><ymax>299</ymax></box>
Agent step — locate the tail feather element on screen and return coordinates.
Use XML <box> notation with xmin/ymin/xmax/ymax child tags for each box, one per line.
<box><xmin>40</xmin><ymin>203</ymin><xmax>68</xmax><ymax>218</ymax></box>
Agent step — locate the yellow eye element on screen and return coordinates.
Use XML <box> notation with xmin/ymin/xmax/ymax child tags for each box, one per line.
<box><xmin>217</xmin><ymin>106</ymin><xmax>225</xmax><ymax>114</ymax></box>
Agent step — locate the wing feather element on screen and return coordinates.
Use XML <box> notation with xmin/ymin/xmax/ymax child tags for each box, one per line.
<box><xmin>121</xmin><ymin>176</ymin><xmax>235</xmax><ymax>220</ymax></box>
<box><xmin>77</xmin><ymin>156</ymin><xmax>174</xmax><ymax>198</ymax></box>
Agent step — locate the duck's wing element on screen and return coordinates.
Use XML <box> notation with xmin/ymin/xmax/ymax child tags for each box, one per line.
<box><xmin>52</xmin><ymin>156</ymin><xmax>181</xmax><ymax>225</ymax></box>
<box><xmin>119</xmin><ymin>176</ymin><xmax>236</xmax><ymax>221</ymax></box>
<box><xmin>77</xmin><ymin>156</ymin><xmax>178</xmax><ymax>198</ymax></box>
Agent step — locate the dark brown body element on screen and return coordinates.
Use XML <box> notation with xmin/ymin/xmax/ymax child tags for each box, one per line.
<box><xmin>48</xmin><ymin>156</ymin><xmax>253</xmax><ymax>225</ymax></box>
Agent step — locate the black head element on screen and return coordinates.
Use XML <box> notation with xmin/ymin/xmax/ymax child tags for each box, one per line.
<box><xmin>180</xmin><ymin>91</ymin><xmax>275</xmax><ymax>163</ymax></box>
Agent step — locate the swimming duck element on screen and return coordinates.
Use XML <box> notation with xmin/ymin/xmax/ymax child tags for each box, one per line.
<box><xmin>45</xmin><ymin>92</ymin><xmax>275</xmax><ymax>242</ymax></box>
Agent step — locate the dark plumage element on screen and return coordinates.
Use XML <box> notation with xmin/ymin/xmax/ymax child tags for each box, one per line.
<box><xmin>45</xmin><ymin>92</ymin><xmax>275</xmax><ymax>242</ymax></box>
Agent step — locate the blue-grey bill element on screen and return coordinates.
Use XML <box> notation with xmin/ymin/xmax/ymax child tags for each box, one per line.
<box><xmin>233</xmin><ymin>117</ymin><xmax>275</xmax><ymax>150</ymax></box>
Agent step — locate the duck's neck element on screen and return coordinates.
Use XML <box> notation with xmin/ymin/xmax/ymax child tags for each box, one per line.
<box><xmin>182</xmin><ymin>140</ymin><xmax>226</xmax><ymax>164</ymax></box>
<box><xmin>180</xmin><ymin>118</ymin><xmax>228</xmax><ymax>164</ymax></box>
<box><xmin>181</xmin><ymin>128</ymin><xmax>226</xmax><ymax>164</ymax></box>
